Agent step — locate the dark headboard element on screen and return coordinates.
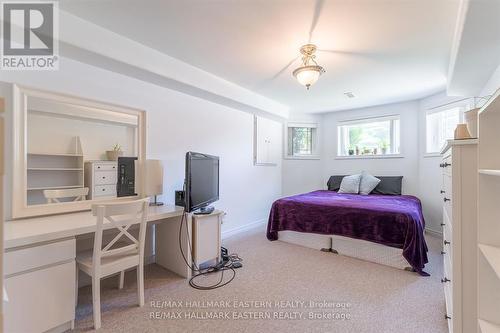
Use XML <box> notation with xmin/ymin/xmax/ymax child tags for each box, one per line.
<box><xmin>327</xmin><ymin>175</ymin><xmax>403</xmax><ymax>195</ymax></box>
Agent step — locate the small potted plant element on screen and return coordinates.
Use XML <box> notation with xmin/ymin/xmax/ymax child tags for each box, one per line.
<box><xmin>348</xmin><ymin>145</ymin><xmax>355</xmax><ymax>156</ymax></box>
<box><xmin>355</xmin><ymin>146</ymin><xmax>360</xmax><ymax>155</ymax></box>
<box><xmin>363</xmin><ymin>147</ymin><xmax>371</xmax><ymax>155</ymax></box>
<box><xmin>381</xmin><ymin>141</ymin><xmax>388</xmax><ymax>155</ymax></box>
<box><xmin>106</xmin><ymin>144</ymin><xmax>123</xmax><ymax>161</ymax></box>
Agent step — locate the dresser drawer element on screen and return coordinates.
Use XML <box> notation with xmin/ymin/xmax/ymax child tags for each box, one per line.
<box><xmin>444</xmin><ymin>199</ymin><xmax>453</xmax><ymax>225</ymax></box>
<box><xmin>444</xmin><ymin>281</ymin><xmax>453</xmax><ymax>333</ymax></box>
<box><xmin>94</xmin><ymin>170</ymin><xmax>117</xmax><ymax>185</ymax></box>
<box><xmin>94</xmin><ymin>184</ymin><xmax>116</xmax><ymax>197</ymax></box>
<box><xmin>4</xmin><ymin>261</ymin><xmax>75</xmax><ymax>333</ymax></box>
<box><xmin>5</xmin><ymin>238</ymin><xmax>76</xmax><ymax>276</ymax></box>
<box><xmin>443</xmin><ymin>209</ymin><xmax>453</xmax><ymax>258</ymax></box>
<box><xmin>443</xmin><ymin>249</ymin><xmax>452</xmax><ymax>281</ymax></box>
<box><xmin>94</xmin><ymin>163</ymin><xmax>117</xmax><ymax>171</ymax></box>
<box><xmin>442</xmin><ymin>173</ymin><xmax>452</xmax><ymax>194</ymax></box>
<box><xmin>442</xmin><ymin>154</ymin><xmax>452</xmax><ymax>177</ymax></box>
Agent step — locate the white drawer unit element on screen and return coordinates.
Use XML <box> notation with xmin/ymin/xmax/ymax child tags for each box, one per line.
<box><xmin>84</xmin><ymin>161</ymin><xmax>118</xmax><ymax>199</ymax></box>
<box><xmin>439</xmin><ymin>139</ymin><xmax>477</xmax><ymax>333</ymax></box>
<box><xmin>4</xmin><ymin>238</ymin><xmax>76</xmax><ymax>333</ymax></box>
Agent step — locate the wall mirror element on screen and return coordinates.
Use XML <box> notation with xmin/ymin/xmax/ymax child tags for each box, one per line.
<box><xmin>12</xmin><ymin>85</ymin><xmax>146</xmax><ymax>218</ymax></box>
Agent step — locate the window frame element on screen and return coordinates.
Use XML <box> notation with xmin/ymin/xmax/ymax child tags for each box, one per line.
<box><xmin>336</xmin><ymin>115</ymin><xmax>402</xmax><ymax>159</ymax></box>
<box><xmin>284</xmin><ymin>121</ymin><xmax>320</xmax><ymax>160</ymax></box>
<box><xmin>424</xmin><ymin>106</ymin><xmax>465</xmax><ymax>155</ymax></box>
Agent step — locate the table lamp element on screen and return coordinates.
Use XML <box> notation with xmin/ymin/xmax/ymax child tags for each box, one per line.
<box><xmin>144</xmin><ymin>159</ymin><xmax>164</xmax><ymax>206</ymax></box>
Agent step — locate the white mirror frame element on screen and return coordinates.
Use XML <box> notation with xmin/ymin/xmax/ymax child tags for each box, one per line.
<box><xmin>12</xmin><ymin>84</ymin><xmax>147</xmax><ymax>219</ymax></box>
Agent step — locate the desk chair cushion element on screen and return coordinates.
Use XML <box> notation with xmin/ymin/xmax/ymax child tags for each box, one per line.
<box><xmin>76</xmin><ymin>248</ymin><xmax>140</xmax><ymax>278</ymax></box>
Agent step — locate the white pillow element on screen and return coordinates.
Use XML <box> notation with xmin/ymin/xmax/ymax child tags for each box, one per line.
<box><xmin>359</xmin><ymin>171</ymin><xmax>381</xmax><ymax>195</ymax></box>
<box><xmin>338</xmin><ymin>174</ymin><xmax>362</xmax><ymax>194</ymax></box>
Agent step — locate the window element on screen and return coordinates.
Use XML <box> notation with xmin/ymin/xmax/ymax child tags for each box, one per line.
<box><xmin>286</xmin><ymin>122</ymin><xmax>318</xmax><ymax>158</ymax></box>
<box><xmin>337</xmin><ymin>116</ymin><xmax>400</xmax><ymax>157</ymax></box>
<box><xmin>426</xmin><ymin>107</ymin><xmax>463</xmax><ymax>153</ymax></box>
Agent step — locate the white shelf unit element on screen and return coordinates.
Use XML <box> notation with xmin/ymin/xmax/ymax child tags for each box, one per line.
<box><xmin>478</xmin><ymin>88</ymin><xmax>500</xmax><ymax>329</ymax></box>
<box><xmin>479</xmin><ymin>319</ymin><xmax>500</xmax><ymax>333</ymax></box>
<box><xmin>479</xmin><ymin>169</ymin><xmax>500</xmax><ymax>177</ymax></box>
<box><xmin>27</xmin><ymin>137</ymin><xmax>84</xmax><ymax>205</ymax></box>
<box><xmin>479</xmin><ymin>245</ymin><xmax>500</xmax><ymax>279</ymax></box>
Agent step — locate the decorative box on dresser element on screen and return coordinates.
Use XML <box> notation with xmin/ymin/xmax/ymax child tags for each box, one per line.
<box><xmin>440</xmin><ymin>138</ymin><xmax>478</xmax><ymax>333</ymax></box>
<box><xmin>477</xmin><ymin>89</ymin><xmax>500</xmax><ymax>333</ymax></box>
<box><xmin>84</xmin><ymin>161</ymin><xmax>118</xmax><ymax>200</ymax></box>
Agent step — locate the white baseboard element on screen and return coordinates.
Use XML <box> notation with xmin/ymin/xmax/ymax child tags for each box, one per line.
<box><xmin>425</xmin><ymin>228</ymin><xmax>442</xmax><ymax>238</ymax></box>
<box><xmin>222</xmin><ymin>218</ymin><xmax>267</xmax><ymax>240</ymax></box>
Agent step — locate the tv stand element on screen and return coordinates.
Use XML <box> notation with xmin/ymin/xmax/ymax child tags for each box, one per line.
<box><xmin>194</xmin><ymin>206</ymin><xmax>215</xmax><ymax>215</ymax></box>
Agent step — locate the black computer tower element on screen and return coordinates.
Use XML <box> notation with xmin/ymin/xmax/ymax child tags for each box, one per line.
<box><xmin>117</xmin><ymin>157</ymin><xmax>137</xmax><ymax>197</ymax></box>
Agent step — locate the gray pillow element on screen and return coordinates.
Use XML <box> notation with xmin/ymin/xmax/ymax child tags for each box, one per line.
<box><xmin>359</xmin><ymin>171</ymin><xmax>381</xmax><ymax>195</ymax></box>
<box><xmin>371</xmin><ymin>176</ymin><xmax>403</xmax><ymax>195</ymax></box>
<box><xmin>327</xmin><ymin>175</ymin><xmax>347</xmax><ymax>191</ymax></box>
<box><xmin>338</xmin><ymin>174</ymin><xmax>361</xmax><ymax>194</ymax></box>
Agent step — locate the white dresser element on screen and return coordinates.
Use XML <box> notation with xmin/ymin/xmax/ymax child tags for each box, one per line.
<box><xmin>84</xmin><ymin>161</ymin><xmax>118</xmax><ymax>200</ymax></box>
<box><xmin>440</xmin><ymin>139</ymin><xmax>478</xmax><ymax>333</ymax></box>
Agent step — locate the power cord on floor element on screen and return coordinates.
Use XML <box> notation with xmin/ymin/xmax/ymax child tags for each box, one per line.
<box><xmin>178</xmin><ymin>209</ymin><xmax>242</xmax><ymax>290</ymax></box>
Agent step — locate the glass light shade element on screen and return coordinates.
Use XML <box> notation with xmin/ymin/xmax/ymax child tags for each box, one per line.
<box><xmin>293</xmin><ymin>65</ymin><xmax>324</xmax><ymax>89</ymax></box>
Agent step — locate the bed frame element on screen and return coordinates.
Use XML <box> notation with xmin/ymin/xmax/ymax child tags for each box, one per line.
<box><xmin>278</xmin><ymin>230</ymin><xmax>412</xmax><ymax>271</ymax></box>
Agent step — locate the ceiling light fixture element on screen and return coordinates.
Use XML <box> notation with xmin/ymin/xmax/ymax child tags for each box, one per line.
<box><xmin>292</xmin><ymin>44</ymin><xmax>325</xmax><ymax>90</ymax></box>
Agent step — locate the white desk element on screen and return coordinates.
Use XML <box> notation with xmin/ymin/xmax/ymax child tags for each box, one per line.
<box><xmin>5</xmin><ymin>204</ymin><xmax>184</xmax><ymax>248</ymax></box>
<box><xmin>3</xmin><ymin>204</ymin><xmax>193</xmax><ymax>333</ymax></box>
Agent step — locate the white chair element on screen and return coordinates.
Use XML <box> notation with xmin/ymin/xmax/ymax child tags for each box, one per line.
<box><xmin>75</xmin><ymin>198</ymin><xmax>149</xmax><ymax>330</ymax></box>
<box><xmin>43</xmin><ymin>187</ymin><xmax>89</xmax><ymax>203</ymax></box>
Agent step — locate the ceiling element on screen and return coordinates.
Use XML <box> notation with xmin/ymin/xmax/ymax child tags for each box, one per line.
<box><xmin>60</xmin><ymin>0</ymin><xmax>460</xmax><ymax>113</ymax></box>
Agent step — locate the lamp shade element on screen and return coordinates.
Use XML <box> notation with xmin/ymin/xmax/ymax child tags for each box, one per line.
<box><xmin>144</xmin><ymin>159</ymin><xmax>163</xmax><ymax>196</ymax></box>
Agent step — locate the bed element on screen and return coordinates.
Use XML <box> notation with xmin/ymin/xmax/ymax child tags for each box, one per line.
<box><xmin>267</xmin><ymin>176</ymin><xmax>429</xmax><ymax>275</ymax></box>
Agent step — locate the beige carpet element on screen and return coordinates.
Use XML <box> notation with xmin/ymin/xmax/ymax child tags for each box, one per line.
<box><xmin>74</xmin><ymin>227</ymin><xmax>447</xmax><ymax>333</ymax></box>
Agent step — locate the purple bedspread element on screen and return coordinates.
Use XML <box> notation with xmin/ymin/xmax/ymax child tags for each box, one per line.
<box><xmin>267</xmin><ymin>190</ymin><xmax>429</xmax><ymax>275</ymax></box>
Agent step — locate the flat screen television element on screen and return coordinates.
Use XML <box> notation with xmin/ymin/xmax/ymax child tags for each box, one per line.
<box><xmin>185</xmin><ymin>152</ymin><xmax>219</xmax><ymax>213</ymax></box>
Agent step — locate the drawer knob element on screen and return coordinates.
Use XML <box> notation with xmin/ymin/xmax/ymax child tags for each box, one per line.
<box><xmin>102</xmin><ymin>189</ymin><xmax>106</xmax><ymax>191</ymax></box>
<box><xmin>440</xmin><ymin>223</ymin><xmax>445</xmax><ymax>226</ymax></box>
<box><xmin>443</xmin><ymin>162</ymin><xmax>451</xmax><ymax>167</ymax></box>
<box><xmin>444</xmin><ymin>240</ymin><xmax>450</xmax><ymax>245</ymax></box>
<box><xmin>441</xmin><ymin>251</ymin><xmax>446</xmax><ymax>255</ymax></box>
<box><xmin>102</xmin><ymin>176</ymin><xmax>106</xmax><ymax>179</ymax></box>
<box><xmin>443</xmin><ymin>197</ymin><xmax>451</xmax><ymax>202</ymax></box>
<box><xmin>445</xmin><ymin>315</ymin><xmax>451</xmax><ymax>320</ymax></box>
<box><xmin>440</xmin><ymin>190</ymin><xmax>445</xmax><ymax>194</ymax></box>
<box><xmin>441</xmin><ymin>277</ymin><xmax>451</xmax><ymax>283</ymax></box>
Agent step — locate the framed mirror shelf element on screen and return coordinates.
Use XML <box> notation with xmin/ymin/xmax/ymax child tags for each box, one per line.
<box><xmin>12</xmin><ymin>85</ymin><xmax>146</xmax><ymax>218</ymax></box>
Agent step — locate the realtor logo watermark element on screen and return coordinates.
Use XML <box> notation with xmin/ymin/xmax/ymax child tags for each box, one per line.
<box><xmin>1</xmin><ymin>1</ymin><xmax>59</xmax><ymax>70</ymax></box>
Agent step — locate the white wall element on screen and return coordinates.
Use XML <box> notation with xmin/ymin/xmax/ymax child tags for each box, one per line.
<box><xmin>481</xmin><ymin>63</ymin><xmax>500</xmax><ymax>96</ymax></box>
<box><xmin>0</xmin><ymin>57</ymin><xmax>282</xmax><ymax>234</ymax></box>
<box><xmin>322</xmin><ymin>101</ymin><xmax>420</xmax><ymax>195</ymax></box>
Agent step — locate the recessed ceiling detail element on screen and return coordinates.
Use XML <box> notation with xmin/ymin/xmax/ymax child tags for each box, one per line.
<box><xmin>60</xmin><ymin>0</ymin><xmax>460</xmax><ymax>113</ymax></box>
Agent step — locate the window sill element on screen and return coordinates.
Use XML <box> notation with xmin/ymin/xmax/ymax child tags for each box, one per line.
<box><xmin>335</xmin><ymin>154</ymin><xmax>404</xmax><ymax>160</ymax></box>
<box><xmin>284</xmin><ymin>155</ymin><xmax>320</xmax><ymax>160</ymax></box>
<box><xmin>423</xmin><ymin>153</ymin><xmax>442</xmax><ymax>158</ymax></box>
